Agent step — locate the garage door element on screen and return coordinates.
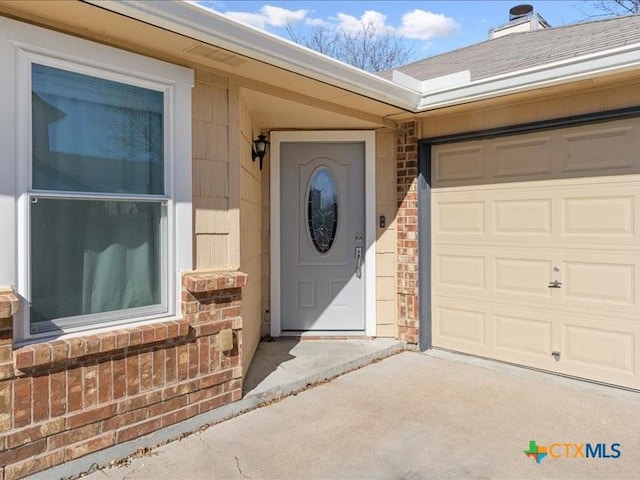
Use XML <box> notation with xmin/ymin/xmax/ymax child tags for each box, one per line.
<box><xmin>431</xmin><ymin>118</ymin><xmax>640</xmax><ymax>389</ymax></box>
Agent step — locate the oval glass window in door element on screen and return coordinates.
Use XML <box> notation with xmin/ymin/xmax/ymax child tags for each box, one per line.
<box><xmin>307</xmin><ymin>167</ymin><xmax>338</xmax><ymax>254</ymax></box>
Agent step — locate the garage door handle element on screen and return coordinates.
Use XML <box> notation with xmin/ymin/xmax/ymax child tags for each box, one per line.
<box><xmin>548</xmin><ymin>280</ymin><xmax>562</xmax><ymax>288</ymax></box>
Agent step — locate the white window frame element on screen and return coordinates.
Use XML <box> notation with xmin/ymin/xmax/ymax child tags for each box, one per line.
<box><xmin>0</xmin><ymin>17</ymin><xmax>193</xmax><ymax>343</ymax></box>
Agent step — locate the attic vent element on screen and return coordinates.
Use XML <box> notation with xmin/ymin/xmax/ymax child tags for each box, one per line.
<box><xmin>186</xmin><ymin>43</ymin><xmax>247</xmax><ymax>67</ymax></box>
<box><xmin>509</xmin><ymin>4</ymin><xmax>533</xmax><ymax>20</ymax></box>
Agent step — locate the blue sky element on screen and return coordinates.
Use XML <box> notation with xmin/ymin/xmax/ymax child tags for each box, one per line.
<box><xmin>198</xmin><ymin>1</ymin><xmax>608</xmax><ymax>61</ymax></box>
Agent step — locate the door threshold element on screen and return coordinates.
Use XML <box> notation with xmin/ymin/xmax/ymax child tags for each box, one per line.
<box><xmin>280</xmin><ymin>330</ymin><xmax>371</xmax><ymax>340</ymax></box>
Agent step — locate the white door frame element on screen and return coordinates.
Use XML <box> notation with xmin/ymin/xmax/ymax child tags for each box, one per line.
<box><xmin>270</xmin><ymin>131</ymin><xmax>376</xmax><ymax>337</ymax></box>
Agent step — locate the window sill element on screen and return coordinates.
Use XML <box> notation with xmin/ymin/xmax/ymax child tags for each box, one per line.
<box><xmin>14</xmin><ymin>318</ymin><xmax>189</xmax><ymax>372</ymax></box>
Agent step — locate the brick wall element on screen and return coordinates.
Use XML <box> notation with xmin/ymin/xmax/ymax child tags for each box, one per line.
<box><xmin>396</xmin><ymin>121</ymin><xmax>419</xmax><ymax>344</ymax></box>
<box><xmin>0</xmin><ymin>271</ymin><xmax>246</xmax><ymax>480</ymax></box>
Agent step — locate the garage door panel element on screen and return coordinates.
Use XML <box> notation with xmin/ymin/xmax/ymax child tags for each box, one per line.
<box><xmin>494</xmin><ymin>199</ymin><xmax>552</xmax><ymax>235</ymax></box>
<box><xmin>494</xmin><ymin>257</ymin><xmax>553</xmax><ymax>298</ymax></box>
<box><xmin>433</xmin><ymin>145</ymin><xmax>485</xmax><ymax>185</ymax></box>
<box><xmin>562</xmin><ymin>260</ymin><xmax>635</xmax><ymax>306</ymax></box>
<box><xmin>492</xmin><ymin>137</ymin><xmax>553</xmax><ymax>179</ymax></box>
<box><xmin>436</xmin><ymin>254</ymin><xmax>485</xmax><ymax>290</ymax></box>
<box><xmin>561</xmin><ymin>126</ymin><xmax>635</xmax><ymax>175</ymax></box>
<box><xmin>562</xmin><ymin>195</ymin><xmax>635</xmax><ymax>237</ymax></box>
<box><xmin>433</xmin><ymin>298</ymin><xmax>490</xmax><ymax>355</ymax></box>
<box><xmin>562</xmin><ymin>324</ymin><xmax>635</xmax><ymax>374</ymax></box>
<box><xmin>495</xmin><ymin>313</ymin><xmax>552</xmax><ymax>357</ymax></box>
<box><xmin>435</xmin><ymin>200</ymin><xmax>485</xmax><ymax>235</ymax></box>
<box><xmin>431</xmin><ymin>117</ymin><xmax>640</xmax><ymax>390</ymax></box>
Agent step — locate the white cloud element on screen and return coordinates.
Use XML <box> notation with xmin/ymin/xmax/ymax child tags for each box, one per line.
<box><xmin>305</xmin><ymin>17</ymin><xmax>332</xmax><ymax>27</ymax></box>
<box><xmin>262</xmin><ymin>5</ymin><xmax>308</xmax><ymax>27</ymax></box>
<box><xmin>225</xmin><ymin>4</ymin><xmax>308</xmax><ymax>30</ymax></box>
<box><xmin>335</xmin><ymin>10</ymin><xmax>393</xmax><ymax>35</ymax></box>
<box><xmin>398</xmin><ymin>9</ymin><xmax>458</xmax><ymax>40</ymax></box>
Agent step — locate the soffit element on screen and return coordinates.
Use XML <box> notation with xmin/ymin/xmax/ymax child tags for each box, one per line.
<box><xmin>0</xmin><ymin>0</ymin><xmax>403</xmax><ymax>128</ymax></box>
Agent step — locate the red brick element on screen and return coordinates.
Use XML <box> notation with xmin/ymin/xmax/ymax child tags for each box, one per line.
<box><xmin>98</xmin><ymin>333</ymin><xmax>116</xmax><ymax>353</ymax></box>
<box><xmin>197</xmin><ymin>391</ymin><xmax>234</xmax><ymax>414</ymax></box>
<box><xmin>7</xmin><ymin>417</ymin><xmax>65</xmax><ymax>448</ymax></box>
<box><xmin>139</xmin><ymin>352</ymin><xmax>153</xmax><ymax>391</ymax></box>
<box><xmin>83</xmin><ymin>363</ymin><xmax>99</xmax><ymax>408</ymax></box>
<box><xmin>0</xmin><ymin>344</ymin><xmax>11</xmax><ymax>362</ymax></box>
<box><xmin>231</xmin><ymin>388</ymin><xmax>242</xmax><ymax>401</ymax></box>
<box><xmin>198</xmin><ymin>370</ymin><xmax>234</xmax><ymax>389</ymax></box>
<box><xmin>0</xmin><ymin>362</ymin><xmax>14</xmax><ymax>380</ymax></box>
<box><xmin>117</xmin><ymin>391</ymin><xmax>162</xmax><ymax>414</ymax></box>
<box><xmin>33</xmin><ymin>344</ymin><xmax>51</xmax><ymax>367</ymax></box>
<box><xmin>165</xmin><ymin>347</ymin><xmax>177</xmax><ymax>384</ymax></box>
<box><xmin>49</xmin><ymin>423</ymin><xmax>101</xmax><ymax>450</ymax></box>
<box><xmin>141</xmin><ymin>325</ymin><xmax>156</xmax><ymax>344</ymax></box>
<box><xmin>64</xmin><ymin>432</ymin><xmax>115</xmax><ymax>461</ymax></box>
<box><xmin>47</xmin><ymin>370</ymin><xmax>66</xmax><ymax>418</ymax></box>
<box><xmin>198</xmin><ymin>338</ymin><xmax>210</xmax><ymax>375</ymax></box>
<box><xmin>223</xmin><ymin>378</ymin><xmax>242</xmax><ymax>393</ymax></box>
<box><xmin>13</xmin><ymin>377</ymin><xmax>32</xmax><ymax>427</ymax></box>
<box><xmin>176</xmin><ymin>344</ymin><xmax>189</xmax><ymax>382</ymax></box>
<box><xmin>188</xmin><ymin>385</ymin><xmax>222</xmax><ymax>404</ymax></box>
<box><xmin>154</xmin><ymin>324</ymin><xmax>168</xmax><ymax>342</ymax></box>
<box><xmin>98</xmin><ymin>361</ymin><xmax>113</xmax><ymax>404</ymax></box>
<box><xmin>160</xmin><ymin>404</ymin><xmax>198</xmax><ymax>428</ymax></box>
<box><xmin>177</xmin><ymin>321</ymin><xmax>190</xmax><ymax>337</ymax></box>
<box><xmin>14</xmin><ymin>347</ymin><xmax>34</xmax><ymax>371</ymax></box>
<box><xmin>116</xmin><ymin>418</ymin><xmax>161</xmax><ymax>443</ymax></box>
<box><xmin>163</xmin><ymin>379</ymin><xmax>198</xmax><ymax>401</ymax></box>
<box><xmin>188</xmin><ymin>341</ymin><xmax>199</xmax><ymax>378</ymax></box>
<box><xmin>67</xmin><ymin>338</ymin><xmax>86</xmax><ymax>359</ymax></box>
<box><xmin>221</xmin><ymin>306</ymin><xmax>240</xmax><ymax>319</ymax></box>
<box><xmin>32</xmin><ymin>374</ymin><xmax>50</xmax><ymax>422</ymax></box>
<box><xmin>0</xmin><ymin>380</ymin><xmax>11</xmax><ymax>430</ymax></box>
<box><xmin>114</xmin><ymin>331</ymin><xmax>130</xmax><ymax>350</ymax></box>
<box><xmin>166</xmin><ymin>322</ymin><xmax>179</xmax><ymax>339</ymax></box>
<box><xmin>102</xmin><ymin>407</ymin><xmax>148</xmax><ymax>431</ymax></box>
<box><xmin>67</xmin><ymin>365</ymin><xmax>84</xmax><ymax>412</ymax></box>
<box><xmin>4</xmin><ymin>449</ymin><xmax>64</xmax><ymax>480</ymax></box>
<box><xmin>0</xmin><ymin>437</ymin><xmax>46</xmax><ymax>465</ymax></box>
<box><xmin>112</xmin><ymin>357</ymin><xmax>126</xmax><ymax>400</ymax></box>
<box><xmin>152</xmin><ymin>349</ymin><xmax>165</xmax><ymax>388</ymax></box>
<box><xmin>148</xmin><ymin>394</ymin><xmax>188</xmax><ymax>417</ymax></box>
<box><xmin>85</xmin><ymin>335</ymin><xmax>101</xmax><ymax>356</ymax></box>
<box><xmin>129</xmin><ymin>328</ymin><xmax>143</xmax><ymax>347</ymax></box>
<box><xmin>50</xmin><ymin>340</ymin><xmax>69</xmax><ymax>364</ymax></box>
<box><xmin>126</xmin><ymin>355</ymin><xmax>140</xmax><ymax>396</ymax></box>
<box><xmin>67</xmin><ymin>403</ymin><xmax>116</xmax><ymax>429</ymax></box>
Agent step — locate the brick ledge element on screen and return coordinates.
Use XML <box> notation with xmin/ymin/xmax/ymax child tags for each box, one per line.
<box><xmin>14</xmin><ymin>319</ymin><xmax>190</xmax><ymax>372</ymax></box>
<box><xmin>182</xmin><ymin>270</ymin><xmax>248</xmax><ymax>293</ymax></box>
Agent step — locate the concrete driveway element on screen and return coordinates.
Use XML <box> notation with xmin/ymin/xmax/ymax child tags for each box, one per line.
<box><xmin>86</xmin><ymin>351</ymin><xmax>640</xmax><ymax>479</ymax></box>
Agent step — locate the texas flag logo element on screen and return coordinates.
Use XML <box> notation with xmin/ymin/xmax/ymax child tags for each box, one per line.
<box><xmin>524</xmin><ymin>440</ymin><xmax>548</xmax><ymax>464</ymax></box>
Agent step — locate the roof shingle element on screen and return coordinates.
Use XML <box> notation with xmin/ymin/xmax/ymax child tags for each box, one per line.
<box><xmin>382</xmin><ymin>14</ymin><xmax>640</xmax><ymax>82</ymax></box>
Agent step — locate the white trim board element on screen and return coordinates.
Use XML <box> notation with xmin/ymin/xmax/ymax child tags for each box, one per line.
<box><xmin>270</xmin><ymin>131</ymin><xmax>377</xmax><ymax>337</ymax></box>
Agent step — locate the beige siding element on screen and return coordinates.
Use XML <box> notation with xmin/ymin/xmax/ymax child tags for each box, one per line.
<box><xmin>420</xmin><ymin>77</ymin><xmax>640</xmax><ymax>138</ymax></box>
<box><xmin>192</xmin><ymin>70</ymin><xmax>232</xmax><ymax>269</ymax></box>
<box><xmin>375</xmin><ymin>130</ymin><xmax>397</xmax><ymax>337</ymax></box>
<box><xmin>192</xmin><ymin>73</ymin><xmax>263</xmax><ymax>373</ymax></box>
<box><xmin>239</xmin><ymin>90</ymin><xmax>263</xmax><ymax>373</ymax></box>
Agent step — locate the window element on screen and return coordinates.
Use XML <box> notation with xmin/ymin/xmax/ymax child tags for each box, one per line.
<box><xmin>307</xmin><ymin>167</ymin><xmax>339</xmax><ymax>254</ymax></box>
<box><xmin>1</xmin><ymin>19</ymin><xmax>194</xmax><ymax>340</ymax></box>
<box><xmin>29</xmin><ymin>64</ymin><xmax>168</xmax><ymax>335</ymax></box>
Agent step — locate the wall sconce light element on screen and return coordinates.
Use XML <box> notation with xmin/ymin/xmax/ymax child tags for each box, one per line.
<box><xmin>252</xmin><ymin>133</ymin><xmax>269</xmax><ymax>170</ymax></box>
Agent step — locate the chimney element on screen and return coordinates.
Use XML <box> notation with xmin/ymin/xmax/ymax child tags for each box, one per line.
<box><xmin>489</xmin><ymin>4</ymin><xmax>551</xmax><ymax>39</ymax></box>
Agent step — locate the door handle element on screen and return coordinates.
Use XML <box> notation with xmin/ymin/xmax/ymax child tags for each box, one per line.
<box><xmin>355</xmin><ymin>247</ymin><xmax>363</xmax><ymax>279</ymax></box>
<box><xmin>548</xmin><ymin>279</ymin><xmax>562</xmax><ymax>288</ymax></box>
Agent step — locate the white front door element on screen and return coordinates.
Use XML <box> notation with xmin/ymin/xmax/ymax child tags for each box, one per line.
<box><xmin>280</xmin><ymin>141</ymin><xmax>365</xmax><ymax>331</ymax></box>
